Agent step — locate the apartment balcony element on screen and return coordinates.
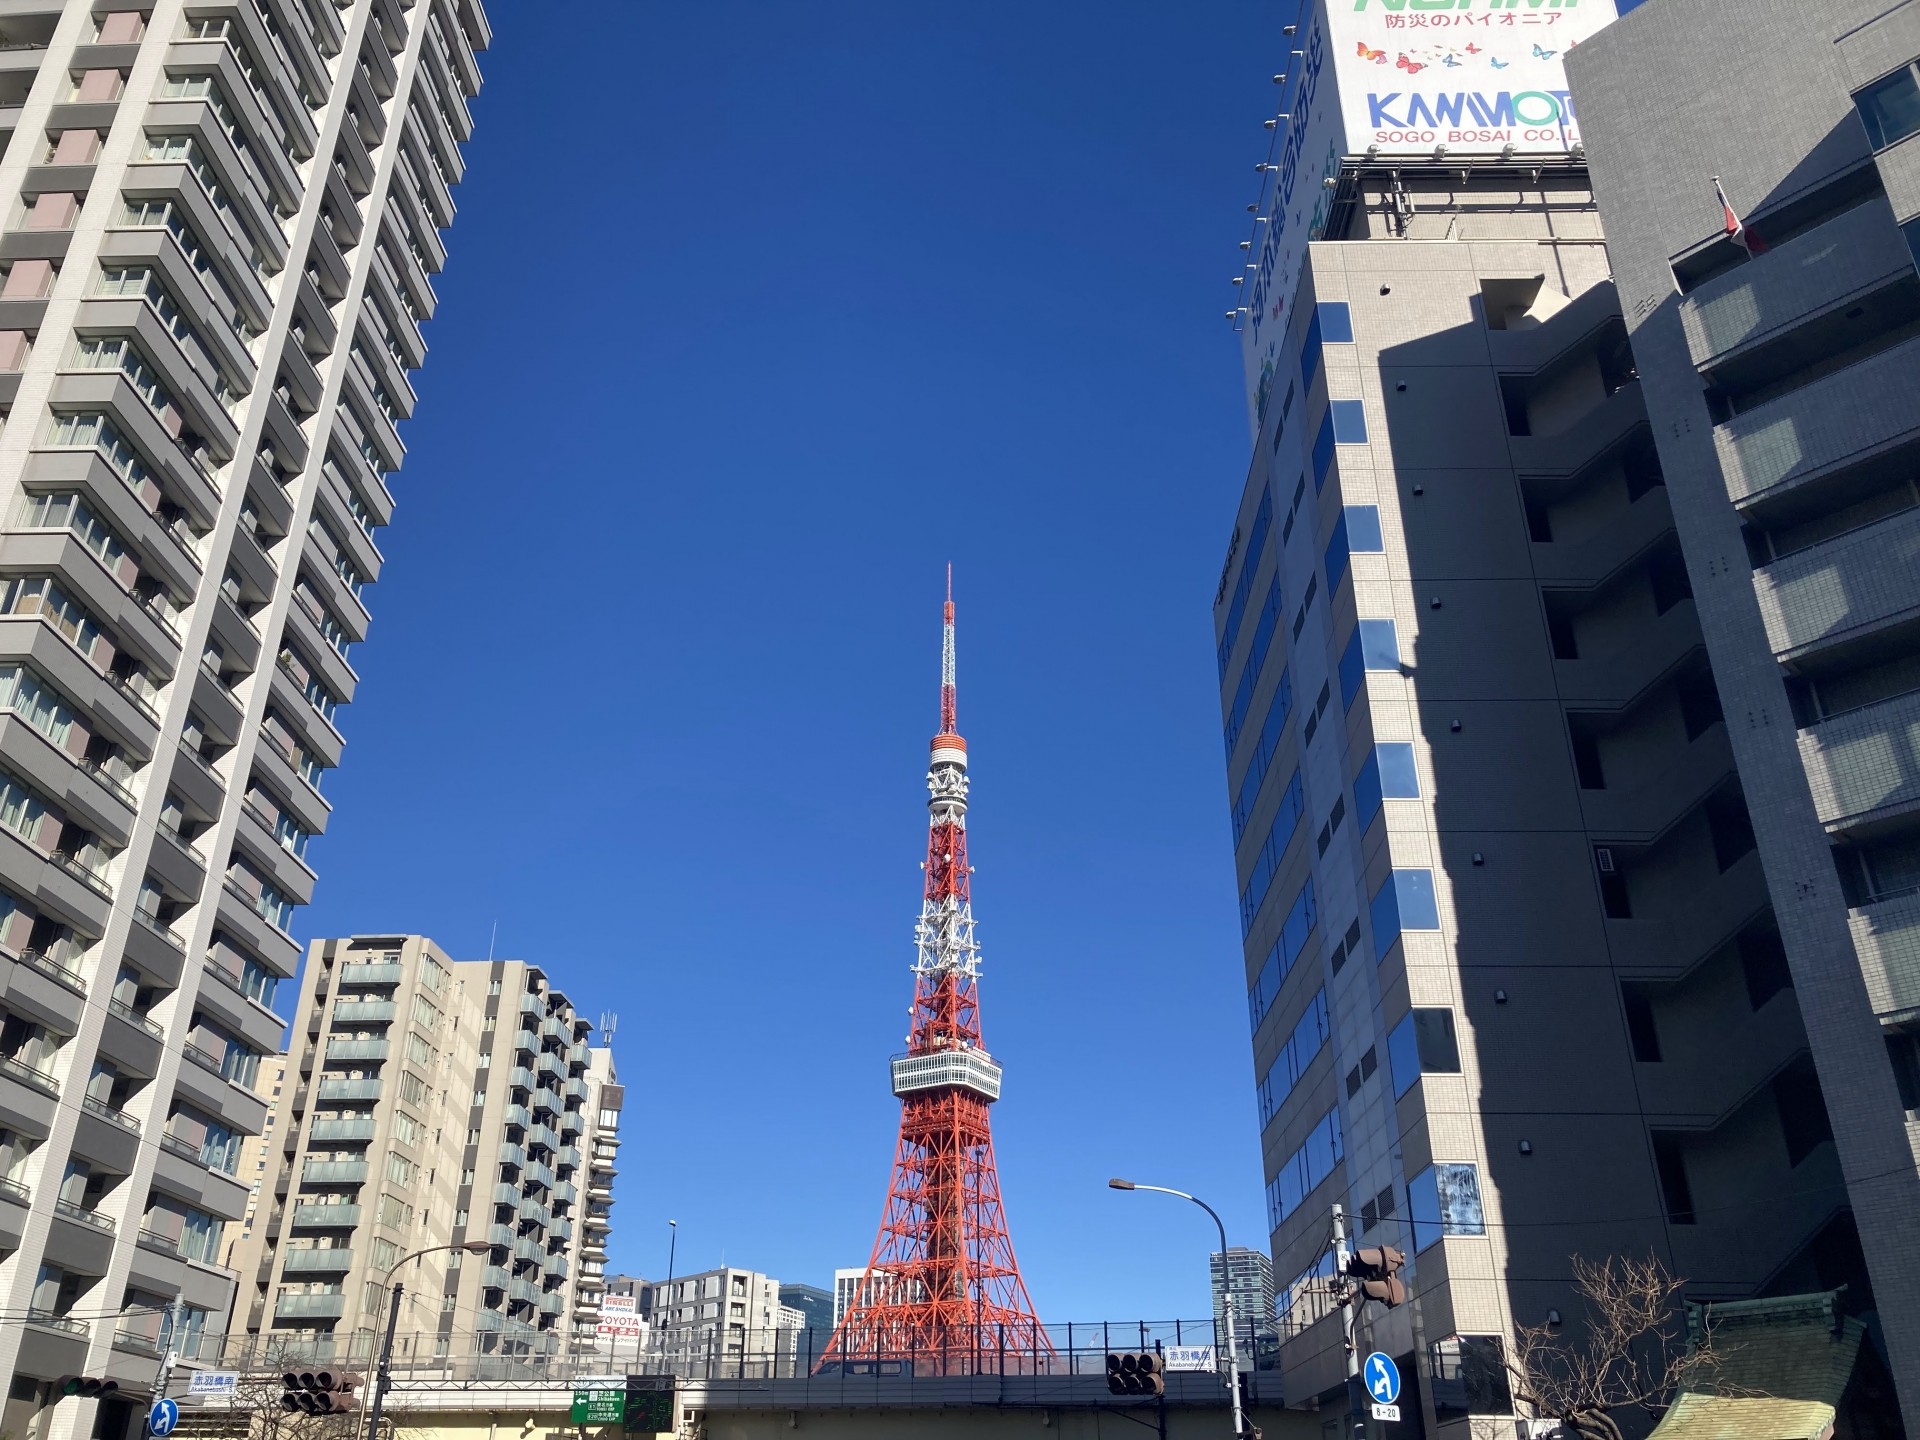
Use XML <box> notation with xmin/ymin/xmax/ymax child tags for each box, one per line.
<box><xmin>337</xmin><ymin>961</ymin><xmax>402</xmax><ymax>986</ymax></box>
<box><xmin>524</xmin><ymin>1162</ymin><xmax>554</xmax><ymax>1189</ymax></box>
<box><xmin>323</xmin><ymin>1038</ymin><xmax>388</xmax><ymax>1063</ymax></box>
<box><xmin>498</xmin><ymin>1143</ymin><xmax>523</xmax><ymax>1169</ymax></box>
<box><xmin>564</xmin><ymin>1076</ymin><xmax>589</xmax><ymax>1103</ymax></box>
<box><xmin>492</xmin><ymin>1181</ymin><xmax>520</xmax><ymax>1207</ymax></box>
<box><xmin>1848</xmin><ymin>889</ymin><xmax>1920</xmax><ymax>1022</ymax></box>
<box><xmin>1683</xmin><ymin>200</ymin><xmax>1913</xmax><ymax>372</ymax></box>
<box><xmin>1605</xmin><ymin>850</ymin><xmax>1771</xmax><ymax>984</ymax></box>
<box><xmin>102</xmin><ymin>998</ymin><xmax>165</xmax><ymax>1078</ymax></box>
<box><xmin>507</xmin><ymin>1064</ymin><xmax>537</xmax><ymax>1091</ymax></box>
<box><xmin>508</xmin><ymin>1277</ymin><xmax>540</xmax><ymax>1306</ymax></box>
<box><xmin>501</xmin><ymin>1103</ymin><xmax>531</xmax><ymax>1130</ymax></box>
<box><xmin>289</xmin><ymin>1203</ymin><xmax>361</xmax><ymax>1229</ymax></box>
<box><xmin>486</xmin><ymin>1224</ymin><xmax>514</xmax><ymax>1248</ymax></box>
<box><xmin>316</xmin><ymin>1077</ymin><xmax>382</xmax><ymax>1103</ymax></box>
<box><xmin>513</xmin><ymin>1237</ymin><xmax>543</xmax><ymax>1265</ymax></box>
<box><xmin>0</xmin><ymin>942</ymin><xmax>85</xmax><ymax>1032</ymax></box>
<box><xmin>1798</xmin><ymin>688</ymin><xmax>1920</xmax><ymax>832</ymax></box>
<box><xmin>1753</xmin><ymin>506</ymin><xmax>1920</xmax><ymax>659</ymax></box>
<box><xmin>308</xmin><ymin>1118</ymin><xmax>375</xmax><ymax>1144</ymax></box>
<box><xmin>300</xmin><ymin>1160</ymin><xmax>369</xmax><ymax>1185</ymax></box>
<box><xmin>482</xmin><ymin>1264</ymin><xmax>511</xmax><ymax>1290</ymax></box>
<box><xmin>527</xmin><ymin>1124</ymin><xmax>559</xmax><ymax>1151</ymax></box>
<box><xmin>558</xmin><ymin>1111</ymin><xmax>584</xmax><ymax>1138</ymax></box>
<box><xmin>551</xmin><ymin>1181</ymin><xmax>577</xmax><ymax>1206</ymax></box>
<box><xmin>274</xmin><ymin>1293</ymin><xmax>346</xmax><ymax>1319</ymax></box>
<box><xmin>329</xmin><ymin>1000</ymin><xmax>395</xmax><ymax>1026</ymax></box>
<box><xmin>282</xmin><ymin>1248</ymin><xmax>354</xmax><ymax>1273</ymax></box>
<box><xmin>548</xmin><ymin>1217</ymin><xmax>573</xmax><ymax>1243</ymax></box>
<box><xmin>1716</xmin><ymin>334</ymin><xmax>1920</xmax><ymax>505</ymax></box>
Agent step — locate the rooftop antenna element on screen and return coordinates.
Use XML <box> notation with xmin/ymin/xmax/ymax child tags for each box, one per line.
<box><xmin>599</xmin><ymin>1011</ymin><xmax>619</xmax><ymax>1046</ymax></box>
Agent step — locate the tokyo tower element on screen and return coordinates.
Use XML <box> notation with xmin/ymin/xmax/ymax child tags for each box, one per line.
<box><xmin>822</xmin><ymin>576</ymin><xmax>1048</xmax><ymax>1371</ymax></box>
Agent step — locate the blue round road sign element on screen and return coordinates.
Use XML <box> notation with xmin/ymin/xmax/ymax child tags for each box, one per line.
<box><xmin>1364</xmin><ymin>1352</ymin><xmax>1401</xmax><ymax>1406</ymax></box>
<box><xmin>148</xmin><ymin>1398</ymin><xmax>179</xmax><ymax>1437</ymax></box>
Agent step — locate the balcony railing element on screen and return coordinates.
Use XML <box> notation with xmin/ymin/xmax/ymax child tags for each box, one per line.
<box><xmin>324</xmin><ymin>1039</ymin><xmax>387</xmax><ymax>1062</ymax></box>
<box><xmin>309</xmin><ymin>1118</ymin><xmax>375</xmax><ymax>1143</ymax></box>
<box><xmin>337</xmin><ymin>962</ymin><xmax>402</xmax><ymax>984</ymax></box>
<box><xmin>81</xmin><ymin>1094</ymin><xmax>139</xmax><ymax>1131</ymax></box>
<box><xmin>282</xmin><ymin>1247</ymin><xmax>354</xmax><ymax>1272</ymax></box>
<box><xmin>25</xmin><ymin>1309</ymin><xmax>88</xmax><ymax>1335</ymax></box>
<box><xmin>183</xmin><ymin>1041</ymin><xmax>225</xmax><ymax>1074</ymax></box>
<box><xmin>317</xmin><ymin>1077</ymin><xmax>382</xmax><ymax>1101</ymax></box>
<box><xmin>0</xmin><ymin>1052</ymin><xmax>59</xmax><ymax>1098</ymax></box>
<box><xmin>112</xmin><ymin>1329</ymin><xmax>161</xmax><ymax>1356</ymax></box>
<box><xmin>290</xmin><ymin>1203</ymin><xmax>362</xmax><ymax>1228</ymax></box>
<box><xmin>130</xmin><ymin>907</ymin><xmax>186</xmax><ymax>953</ymax></box>
<box><xmin>108</xmin><ymin>997</ymin><xmax>165</xmax><ymax>1039</ymax></box>
<box><xmin>301</xmin><ymin>1160</ymin><xmax>369</xmax><ymax>1184</ymax></box>
<box><xmin>0</xmin><ymin>1177</ymin><xmax>28</xmax><ymax>1205</ymax></box>
<box><xmin>13</xmin><ymin>945</ymin><xmax>83</xmax><ymax>992</ymax></box>
<box><xmin>273</xmin><ymin>1293</ymin><xmax>346</xmax><ymax>1319</ymax></box>
<box><xmin>54</xmin><ymin>1198</ymin><xmax>114</xmax><ymax>1231</ymax></box>
<box><xmin>137</xmin><ymin>1227</ymin><xmax>183</xmax><ymax>1255</ymax></box>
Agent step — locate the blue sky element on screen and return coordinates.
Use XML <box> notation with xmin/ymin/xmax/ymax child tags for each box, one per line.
<box><xmin>297</xmin><ymin>0</ymin><xmax>1622</xmax><ymax>1322</ymax></box>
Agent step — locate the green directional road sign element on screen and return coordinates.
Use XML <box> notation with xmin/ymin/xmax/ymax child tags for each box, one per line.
<box><xmin>570</xmin><ymin>1386</ymin><xmax>626</xmax><ymax>1426</ymax></box>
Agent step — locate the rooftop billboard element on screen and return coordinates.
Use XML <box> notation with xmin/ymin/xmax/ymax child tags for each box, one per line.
<box><xmin>1238</xmin><ymin>0</ymin><xmax>1620</xmax><ymax>433</ymax></box>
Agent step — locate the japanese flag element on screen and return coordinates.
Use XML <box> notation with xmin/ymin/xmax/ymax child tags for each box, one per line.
<box><xmin>1714</xmin><ymin>175</ymin><xmax>1766</xmax><ymax>255</ymax></box>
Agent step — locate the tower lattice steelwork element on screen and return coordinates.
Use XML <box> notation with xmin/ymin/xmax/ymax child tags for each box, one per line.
<box><xmin>822</xmin><ymin>578</ymin><xmax>1047</xmax><ymax>1371</ymax></box>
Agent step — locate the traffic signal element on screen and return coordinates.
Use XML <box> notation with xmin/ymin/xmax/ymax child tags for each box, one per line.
<box><xmin>54</xmin><ymin>1378</ymin><xmax>120</xmax><ymax>1400</ymax></box>
<box><xmin>1345</xmin><ymin>1245</ymin><xmax>1407</xmax><ymax>1306</ymax></box>
<box><xmin>1104</xmin><ymin>1352</ymin><xmax>1165</xmax><ymax>1397</ymax></box>
<box><xmin>280</xmin><ymin>1370</ymin><xmax>362</xmax><ymax>1413</ymax></box>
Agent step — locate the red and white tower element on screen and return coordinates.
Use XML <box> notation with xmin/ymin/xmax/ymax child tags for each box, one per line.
<box><xmin>823</xmin><ymin>577</ymin><xmax>1048</xmax><ymax>1370</ymax></box>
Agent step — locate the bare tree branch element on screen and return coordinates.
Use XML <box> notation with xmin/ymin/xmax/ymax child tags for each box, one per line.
<box><xmin>1503</xmin><ymin>1254</ymin><xmax>1742</xmax><ymax>1440</ymax></box>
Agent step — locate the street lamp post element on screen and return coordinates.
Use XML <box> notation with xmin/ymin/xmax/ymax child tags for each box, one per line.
<box><xmin>1109</xmin><ymin>1179</ymin><xmax>1251</xmax><ymax>1440</ymax></box>
<box><xmin>365</xmin><ymin>1240</ymin><xmax>491</xmax><ymax>1440</ymax></box>
<box><xmin>659</xmin><ymin>1220</ymin><xmax>677</xmax><ymax>1367</ymax></box>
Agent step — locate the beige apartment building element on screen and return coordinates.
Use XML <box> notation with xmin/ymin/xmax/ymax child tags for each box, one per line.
<box><xmin>224</xmin><ymin>935</ymin><xmax>622</xmax><ymax>1367</ymax></box>
<box><xmin>0</xmin><ymin>2</ymin><xmax>488</xmax><ymax>1438</ymax></box>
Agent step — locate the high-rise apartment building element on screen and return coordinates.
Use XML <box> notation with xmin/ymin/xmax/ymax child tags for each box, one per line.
<box><xmin>644</xmin><ymin>1265</ymin><xmax>782</xmax><ymax>1368</ymax></box>
<box><xmin>569</xmin><ymin>1043</ymin><xmax>621</xmax><ymax>1350</ymax></box>
<box><xmin>1208</xmin><ymin>1246</ymin><xmax>1274</xmax><ymax>1337</ymax></box>
<box><xmin>1570</xmin><ymin>0</ymin><xmax>1920</xmax><ymax>1421</ymax></box>
<box><xmin>779</xmin><ymin>1281</ymin><xmax>834</xmax><ymax>1336</ymax></box>
<box><xmin>225</xmin><ymin>937</ymin><xmax>620</xmax><ymax>1369</ymax></box>
<box><xmin>1216</xmin><ymin>0</ymin><xmax>1899</xmax><ymax>1431</ymax></box>
<box><xmin>0</xmin><ymin>3</ymin><xmax>486</xmax><ymax>1438</ymax></box>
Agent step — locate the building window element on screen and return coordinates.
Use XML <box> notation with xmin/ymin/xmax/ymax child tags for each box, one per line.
<box><xmin>1339</xmin><ymin>620</ymin><xmax>1401</xmax><ymax>710</ymax></box>
<box><xmin>1265</xmin><ymin>1107</ymin><xmax>1343</xmax><ymax>1230</ymax></box>
<box><xmin>1370</xmin><ymin>869</ymin><xmax>1440</xmax><ymax>961</ymax></box>
<box><xmin>1238</xmin><ymin>769</ymin><xmax>1306</xmax><ymax>932</ymax></box>
<box><xmin>1353</xmin><ymin>742</ymin><xmax>1418</xmax><ymax>828</ymax></box>
<box><xmin>1256</xmin><ymin>989</ymin><xmax>1330</xmax><ymax>1126</ymax></box>
<box><xmin>1854</xmin><ymin>65</ymin><xmax>1920</xmax><ymax>150</ymax></box>
<box><xmin>1387</xmin><ymin>1008</ymin><xmax>1461</xmax><ymax>1099</ymax></box>
<box><xmin>1317</xmin><ymin>302</ymin><xmax>1353</xmax><ymax>344</ymax></box>
<box><xmin>1407</xmin><ymin>1162</ymin><xmax>1485</xmax><ymax>1250</ymax></box>
<box><xmin>1247</xmin><ymin>877</ymin><xmax>1317</xmax><ymax>1032</ymax></box>
<box><xmin>1312</xmin><ymin>412</ymin><xmax>1336</xmax><ymax>492</ymax></box>
<box><xmin>1330</xmin><ymin>399</ymin><xmax>1367</xmax><ymax>444</ymax></box>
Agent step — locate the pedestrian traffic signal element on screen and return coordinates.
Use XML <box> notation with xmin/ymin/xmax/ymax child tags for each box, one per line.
<box><xmin>54</xmin><ymin>1377</ymin><xmax>119</xmax><ymax>1399</ymax></box>
<box><xmin>1345</xmin><ymin>1245</ymin><xmax>1407</xmax><ymax>1306</ymax></box>
<box><xmin>280</xmin><ymin>1370</ymin><xmax>361</xmax><ymax>1413</ymax></box>
<box><xmin>1104</xmin><ymin>1352</ymin><xmax>1165</xmax><ymax>1396</ymax></box>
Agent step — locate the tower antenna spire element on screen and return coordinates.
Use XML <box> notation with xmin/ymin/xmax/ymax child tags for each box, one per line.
<box><xmin>820</xmin><ymin>574</ymin><xmax>1049</xmax><ymax>1373</ymax></box>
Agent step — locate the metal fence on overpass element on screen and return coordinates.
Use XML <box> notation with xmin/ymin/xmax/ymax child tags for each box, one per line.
<box><xmin>196</xmin><ymin>1317</ymin><xmax>1288</xmax><ymax>1393</ymax></box>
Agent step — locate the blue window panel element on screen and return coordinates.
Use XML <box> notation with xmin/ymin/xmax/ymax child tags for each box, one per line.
<box><xmin>1300</xmin><ymin>309</ymin><xmax>1324</xmax><ymax>390</ymax></box>
<box><xmin>1378</xmin><ymin>742</ymin><xmax>1419</xmax><ymax>798</ymax></box>
<box><xmin>1354</xmin><ymin>742</ymin><xmax>1418</xmax><ymax>831</ymax></box>
<box><xmin>1371</xmin><ymin>868</ymin><xmax>1440</xmax><ymax>962</ymax></box>
<box><xmin>1324</xmin><ymin>511</ymin><xmax>1351</xmax><ymax>593</ymax></box>
<box><xmin>1318</xmin><ymin>301</ymin><xmax>1354</xmax><ymax>344</ymax></box>
<box><xmin>1266</xmin><ymin>1107</ymin><xmax>1345</xmax><ymax>1231</ymax></box>
<box><xmin>1339</xmin><ymin>630</ymin><xmax>1366</xmax><ymax>710</ymax></box>
<box><xmin>1353</xmin><ymin>751</ymin><xmax>1383</xmax><ymax>830</ymax></box>
<box><xmin>1240</xmin><ymin>775</ymin><xmax>1307</xmax><ymax>934</ymax></box>
<box><xmin>1231</xmin><ymin>668</ymin><xmax>1295</xmax><ymax>844</ymax></box>
<box><xmin>1360</xmin><ymin>618</ymin><xmax>1400</xmax><ymax>670</ymax></box>
<box><xmin>1256</xmin><ymin>989</ymin><xmax>1330</xmax><ymax>1126</ymax></box>
<box><xmin>1387</xmin><ymin>1011</ymin><xmax>1421</xmax><ymax>1099</ymax></box>
<box><xmin>1311</xmin><ymin>413</ymin><xmax>1336</xmax><ymax>492</ymax></box>
<box><xmin>1217</xmin><ymin>489</ymin><xmax>1275</xmax><ymax>677</ymax></box>
<box><xmin>1331</xmin><ymin>399</ymin><xmax>1368</xmax><ymax>444</ymax></box>
<box><xmin>1246</xmin><ymin>876</ymin><xmax>1318</xmax><ymax>1030</ymax></box>
<box><xmin>1224</xmin><ymin>579</ymin><xmax>1283</xmax><ymax>753</ymax></box>
<box><xmin>1855</xmin><ymin>67</ymin><xmax>1920</xmax><ymax>151</ymax></box>
<box><xmin>1407</xmin><ymin>1162</ymin><xmax>1486</xmax><ymax>1252</ymax></box>
<box><xmin>1346</xmin><ymin>504</ymin><xmax>1383</xmax><ymax>553</ymax></box>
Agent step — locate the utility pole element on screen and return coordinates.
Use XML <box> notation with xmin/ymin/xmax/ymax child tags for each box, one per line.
<box><xmin>1331</xmin><ymin>1204</ymin><xmax>1366</xmax><ymax>1440</ymax></box>
<box><xmin>151</xmin><ymin>1296</ymin><xmax>184</xmax><ymax>1401</ymax></box>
